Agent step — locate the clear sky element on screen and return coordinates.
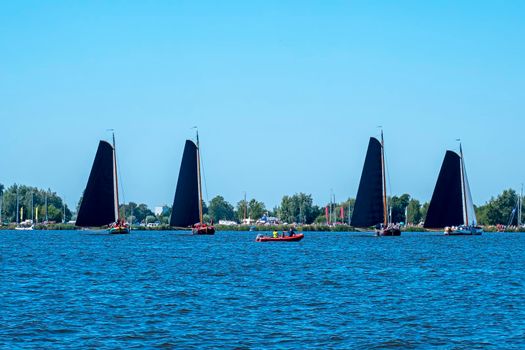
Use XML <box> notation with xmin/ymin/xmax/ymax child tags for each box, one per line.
<box><xmin>1</xmin><ymin>1</ymin><xmax>524</xmax><ymax>210</ymax></box>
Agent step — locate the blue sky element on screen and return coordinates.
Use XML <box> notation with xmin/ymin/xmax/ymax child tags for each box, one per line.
<box><xmin>1</xmin><ymin>1</ymin><xmax>524</xmax><ymax>210</ymax></box>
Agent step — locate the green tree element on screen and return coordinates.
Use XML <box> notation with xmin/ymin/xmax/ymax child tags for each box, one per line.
<box><xmin>476</xmin><ymin>189</ymin><xmax>519</xmax><ymax>225</ymax></box>
<box><xmin>154</xmin><ymin>205</ymin><xmax>171</xmax><ymax>225</ymax></box>
<box><xmin>236</xmin><ymin>199</ymin><xmax>248</xmax><ymax>222</ymax></box>
<box><xmin>119</xmin><ymin>202</ymin><xmax>154</xmax><ymax>223</ymax></box>
<box><xmin>421</xmin><ymin>202</ymin><xmax>430</xmax><ymax>223</ymax></box>
<box><xmin>249</xmin><ymin>199</ymin><xmax>266</xmax><ymax>220</ymax></box>
<box><xmin>336</xmin><ymin>198</ymin><xmax>355</xmax><ymax>224</ymax></box>
<box><xmin>136</xmin><ymin>203</ymin><xmax>154</xmax><ymax>223</ymax></box>
<box><xmin>390</xmin><ymin>194</ymin><xmax>410</xmax><ymax>223</ymax></box>
<box><xmin>235</xmin><ymin>198</ymin><xmax>266</xmax><ymax>222</ymax></box>
<box><xmin>475</xmin><ymin>205</ymin><xmax>490</xmax><ymax>226</ymax></box>
<box><xmin>46</xmin><ymin>204</ymin><xmax>63</xmax><ymax>222</ymax></box>
<box><xmin>208</xmin><ymin>196</ymin><xmax>235</xmax><ymax>222</ymax></box>
<box><xmin>0</xmin><ymin>184</ymin><xmax>71</xmax><ymax>223</ymax></box>
<box><xmin>145</xmin><ymin>215</ymin><xmax>157</xmax><ymax>224</ymax></box>
<box><xmin>406</xmin><ymin>199</ymin><xmax>422</xmax><ymax>225</ymax></box>
<box><xmin>278</xmin><ymin>193</ymin><xmax>319</xmax><ymax>224</ymax></box>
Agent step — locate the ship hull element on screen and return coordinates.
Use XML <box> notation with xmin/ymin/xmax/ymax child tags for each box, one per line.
<box><xmin>109</xmin><ymin>226</ymin><xmax>130</xmax><ymax>234</ymax></box>
<box><xmin>192</xmin><ymin>224</ymin><xmax>215</xmax><ymax>235</ymax></box>
<box><xmin>376</xmin><ymin>228</ymin><xmax>401</xmax><ymax>236</ymax></box>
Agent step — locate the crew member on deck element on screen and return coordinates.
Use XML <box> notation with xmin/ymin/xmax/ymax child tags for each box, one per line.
<box><xmin>288</xmin><ymin>227</ymin><xmax>296</xmax><ymax>237</ymax></box>
<box><xmin>272</xmin><ymin>230</ymin><xmax>278</xmax><ymax>238</ymax></box>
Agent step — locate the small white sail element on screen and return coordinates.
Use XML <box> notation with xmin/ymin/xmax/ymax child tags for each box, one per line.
<box><xmin>112</xmin><ymin>143</ymin><xmax>119</xmax><ymax>222</ymax></box>
<box><xmin>462</xmin><ymin>159</ymin><xmax>477</xmax><ymax>226</ymax></box>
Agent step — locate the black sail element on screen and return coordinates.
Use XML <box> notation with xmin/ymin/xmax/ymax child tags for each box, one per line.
<box><xmin>76</xmin><ymin>141</ymin><xmax>116</xmax><ymax>227</ymax></box>
<box><xmin>424</xmin><ymin>151</ymin><xmax>464</xmax><ymax>228</ymax></box>
<box><xmin>170</xmin><ymin>140</ymin><xmax>200</xmax><ymax>227</ymax></box>
<box><xmin>351</xmin><ymin>137</ymin><xmax>384</xmax><ymax>227</ymax></box>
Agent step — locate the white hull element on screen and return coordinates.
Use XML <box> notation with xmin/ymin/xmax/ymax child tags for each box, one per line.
<box><xmin>15</xmin><ymin>225</ymin><xmax>34</xmax><ymax>231</ymax></box>
<box><xmin>445</xmin><ymin>226</ymin><xmax>483</xmax><ymax>236</ymax></box>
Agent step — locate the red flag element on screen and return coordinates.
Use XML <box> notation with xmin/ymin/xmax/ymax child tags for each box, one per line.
<box><xmin>325</xmin><ymin>206</ymin><xmax>329</xmax><ymax>224</ymax></box>
<box><xmin>340</xmin><ymin>207</ymin><xmax>344</xmax><ymax>219</ymax></box>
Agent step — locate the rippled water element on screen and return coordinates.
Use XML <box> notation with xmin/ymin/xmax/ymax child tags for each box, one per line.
<box><xmin>1</xmin><ymin>230</ymin><xmax>525</xmax><ymax>349</ymax></box>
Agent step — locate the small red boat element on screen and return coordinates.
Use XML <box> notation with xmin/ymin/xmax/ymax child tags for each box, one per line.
<box><xmin>256</xmin><ymin>234</ymin><xmax>304</xmax><ymax>242</ymax></box>
<box><xmin>193</xmin><ymin>223</ymin><xmax>215</xmax><ymax>235</ymax></box>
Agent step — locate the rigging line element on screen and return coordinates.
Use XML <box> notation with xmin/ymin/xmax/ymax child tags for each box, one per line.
<box><xmin>192</xmin><ymin>126</ymin><xmax>209</xmax><ymax>204</ymax></box>
<box><xmin>116</xmin><ymin>154</ymin><xmax>126</xmax><ymax>211</ymax></box>
<box><xmin>107</xmin><ymin>128</ymin><xmax>126</xmax><ymax>220</ymax></box>
<box><xmin>199</xmin><ymin>143</ymin><xmax>210</xmax><ymax>203</ymax></box>
<box><xmin>384</xmin><ymin>147</ymin><xmax>393</xmax><ymax>209</ymax></box>
<box><xmin>113</xmin><ymin>132</ymin><xmax>127</xmax><ymax>220</ymax></box>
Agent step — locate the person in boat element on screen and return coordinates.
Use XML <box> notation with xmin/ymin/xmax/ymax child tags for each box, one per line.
<box><xmin>288</xmin><ymin>227</ymin><xmax>296</xmax><ymax>237</ymax></box>
<box><xmin>272</xmin><ymin>230</ymin><xmax>278</xmax><ymax>238</ymax></box>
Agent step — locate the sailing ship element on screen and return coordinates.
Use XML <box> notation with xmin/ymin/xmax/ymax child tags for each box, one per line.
<box><xmin>351</xmin><ymin>131</ymin><xmax>401</xmax><ymax>236</ymax></box>
<box><xmin>170</xmin><ymin>130</ymin><xmax>215</xmax><ymax>235</ymax></box>
<box><xmin>76</xmin><ymin>132</ymin><xmax>130</xmax><ymax>234</ymax></box>
<box><xmin>424</xmin><ymin>142</ymin><xmax>483</xmax><ymax>235</ymax></box>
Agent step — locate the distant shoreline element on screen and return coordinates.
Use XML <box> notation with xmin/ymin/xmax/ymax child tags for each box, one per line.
<box><xmin>1</xmin><ymin>224</ymin><xmax>523</xmax><ymax>233</ymax></box>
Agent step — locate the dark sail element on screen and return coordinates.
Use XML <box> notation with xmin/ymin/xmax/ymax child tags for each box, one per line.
<box><xmin>170</xmin><ymin>140</ymin><xmax>200</xmax><ymax>227</ymax></box>
<box><xmin>424</xmin><ymin>151</ymin><xmax>464</xmax><ymax>228</ymax></box>
<box><xmin>351</xmin><ymin>137</ymin><xmax>384</xmax><ymax>227</ymax></box>
<box><xmin>76</xmin><ymin>141</ymin><xmax>116</xmax><ymax>227</ymax></box>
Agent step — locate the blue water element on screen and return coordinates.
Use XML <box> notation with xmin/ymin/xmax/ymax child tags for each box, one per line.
<box><xmin>1</xmin><ymin>230</ymin><xmax>525</xmax><ymax>349</ymax></box>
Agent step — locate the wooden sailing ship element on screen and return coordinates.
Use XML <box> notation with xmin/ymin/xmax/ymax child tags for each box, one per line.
<box><xmin>76</xmin><ymin>132</ymin><xmax>130</xmax><ymax>234</ymax></box>
<box><xmin>424</xmin><ymin>142</ymin><xmax>482</xmax><ymax>235</ymax></box>
<box><xmin>170</xmin><ymin>130</ymin><xmax>215</xmax><ymax>235</ymax></box>
<box><xmin>351</xmin><ymin>130</ymin><xmax>401</xmax><ymax>236</ymax></box>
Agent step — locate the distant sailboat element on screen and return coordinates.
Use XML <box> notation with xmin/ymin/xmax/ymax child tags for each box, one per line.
<box><xmin>76</xmin><ymin>132</ymin><xmax>130</xmax><ymax>234</ymax></box>
<box><xmin>351</xmin><ymin>131</ymin><xmax>401</xmax><ymax>236</ymax></box>
<box><xmin>170</xmin><ymin>130</ymin><xmax>215</xmax><ymax>235</ymax></box>
<box><xmin>424</xmin><ymin>142</ymin><xmax>482</xmax><ymax>235</ymax></box>
<box><xmin>15</xmin><ymin>187</ymin><xmax>34</xmax><ymax>230</ymax></box>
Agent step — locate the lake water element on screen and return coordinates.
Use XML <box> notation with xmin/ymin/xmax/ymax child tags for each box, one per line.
<box><xmin>1</xmin><ymin>230</ymin><xmax>524</xmax><ymax>349</ymax></box>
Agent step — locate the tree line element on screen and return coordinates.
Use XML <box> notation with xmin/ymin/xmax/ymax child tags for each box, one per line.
<box><xmin>0</xmin><ymin>184</ymin><xmax>72</xmax><ymax>223</ymax></box>
<box><xmin>1</xmin><ymin>182</ymin><xmax>523</xmax><ymax>227</ymax></box>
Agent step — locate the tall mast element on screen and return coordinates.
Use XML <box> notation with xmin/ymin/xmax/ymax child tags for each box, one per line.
<box><xmin>332</xmin><ymin>193</ymin><xmax>337</xmax><ymax>223</ymax></box>
<box><xmin>16</xmin><ymin>186</ymin><xmax>19</xmax><ymax>224</ymax></box>
<box><xmin>330</xmin><ymin>192</ymin><xmax>333</xmax><ymax>224</ymax></box>
<box><xmin>243</xmin><ymin>191</ymin><xmax>247</xmax><ymax>222</ymax></box>
<box><xmin>459</xmin><ymin>141</ymin><xmax>469</xmax><ymax>226</ymax></box>
<box><xmin>45</xmin><ymin>191</ymin><xmax>48</xmax><ymax>222</ymax></box>
<box><xmin>348</xmin><ymin>201</ymin><xmax>351</xmax><ymax>225</ymax></box>
<box><xmin>381</xmin><ymin>130</ymin><xmax>388</xmax><ymax>226</ymax></box>
<box><xmin>196</xmin><ymin>129</ymin><xmax>204</xmax><ymax>224</ymax></box>
<box><xmin>31</xmin><ymin>192</ymin><xmax>34</xmax><ymax>223</ymax></box>
<box><xmin>112</xmin><ymin>131</ymin><xmax>120</xmax><ymax>221</ymax></box>
<box><xmin>518</xmin><ymin>184</ymin><xmax>523</xmax><ymax>226</ymax></box>
<box><xmin>329</xmin><ymin>189</ymin><xmax>333</xmax><ymax>225</ymax></box>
